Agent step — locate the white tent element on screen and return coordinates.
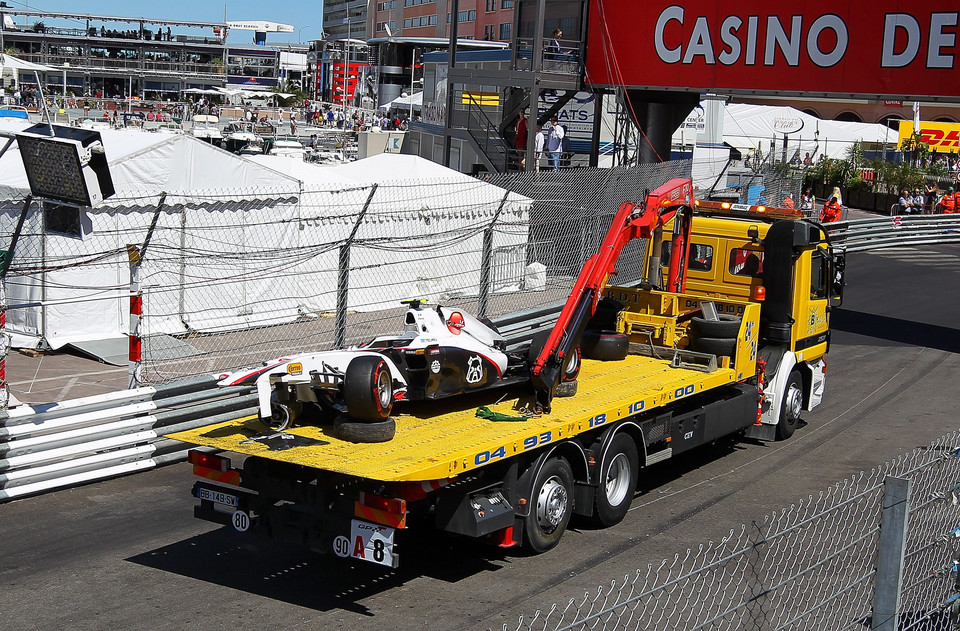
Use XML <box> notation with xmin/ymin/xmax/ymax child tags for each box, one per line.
<box><xmin>380</xmin><ymin>91</ymin><xmax>423</xmax><ymax>111</ymax></box>
<box><xmin>674</xmin><ymin>103</ymin><xmax>897</xmax><ymax>161</ymax></box>
<box><xmin>0</xmin><ymin>125</ymin><xmax>531</xmax><ymax>355</ymax></box>
<box><xmin>0</xmin><ymin>53</ymin><xmax>52</xmax><ymax>73</ymax></box>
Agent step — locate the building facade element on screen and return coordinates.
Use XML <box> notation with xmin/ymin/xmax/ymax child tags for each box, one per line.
<box><xmin>369</xmin><ymin>0</ymin><xmax>516</xmax><ymax>42</ymax></box>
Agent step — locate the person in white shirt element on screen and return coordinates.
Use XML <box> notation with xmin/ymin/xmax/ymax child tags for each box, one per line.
<box><xmin>534</xmin><ymin>124</ymin><xmax>545</xmax><ymax>172</ymax></box>
<box><xmin>547</xmin><ymin>117</ymin><xmax>564</xmax><ymax>171</ymax></box>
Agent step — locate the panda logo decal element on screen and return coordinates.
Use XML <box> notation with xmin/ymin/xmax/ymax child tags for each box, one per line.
<box><xmin>466</xmin><ymin>355</ymin><xmax>484</xmax><ymax>384</ymax></box>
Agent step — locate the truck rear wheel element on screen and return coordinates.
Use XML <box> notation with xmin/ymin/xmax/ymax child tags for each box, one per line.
<box><xmin>523</xmin><ymin>457</ymin><xmax>574</xmax><ymax>553</ymax></box>
<box><xmin>344</xmin><ymin>356</ymin><xmax>394</xmax><ymax>421</ymax></box>
<box><xmin>593</xmin><ymin>434</ymin><xmax>638</xmax><ymax>527</ymax></box>
<box><xmin>776</xmin><ymin>371</ymin><xmax>803</xmax><ymax>440</ymax></box>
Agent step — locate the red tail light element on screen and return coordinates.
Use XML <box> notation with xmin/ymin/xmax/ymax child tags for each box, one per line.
<box><xmin>188</xmin><ymin>450</ymin><xmax>230</xmax><ymax>472</ymax></box>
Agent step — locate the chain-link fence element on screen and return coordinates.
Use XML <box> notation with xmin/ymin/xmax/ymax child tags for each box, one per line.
<box><xmin>1</xmin><ymin>159</ymin><xmax>698</xmax><ymax>384</ymax></box>
<box><xmin>506</xmin><ymin>430</ymin><xmax>960</xmax><ymax>631</ymax></box>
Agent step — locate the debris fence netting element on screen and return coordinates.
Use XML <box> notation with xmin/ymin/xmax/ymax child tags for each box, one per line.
<box><xmin>505</xmin><ymin>432</ymin><xmax>960</xmax><ymax>631</ymax></box>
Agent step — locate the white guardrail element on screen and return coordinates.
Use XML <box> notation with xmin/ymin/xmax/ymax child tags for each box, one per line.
<box><xmin>1</xmin><ymin>214</ymin><xmax>958</xmax><ymax>502</ymax></box>
<box><xmin>0</xmin><ymin>377</ymin><xmax>257</xmax><ymax>501</ymax></box>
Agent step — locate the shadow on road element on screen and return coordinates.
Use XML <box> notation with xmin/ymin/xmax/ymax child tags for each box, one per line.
<box><xmin>831</xmin><ymin>309</ymin><xmax>960</xmax><ymax>354</ymax></box>
<box><xmin>126</xmin><ymin>525</ymin><xmax>509</xmax><ymax>613</ymax></box>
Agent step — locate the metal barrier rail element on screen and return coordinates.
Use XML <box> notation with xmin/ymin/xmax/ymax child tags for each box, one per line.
<box><xmin>0</xmin><ymin>376</ymin><xmax>256</xmax><ymax>502</ymax></box>
<box><xmin>828</xmin><ymin>214</ymin><xmax>960</xmax><ymax>252</ymax></box>
<box><xmin>3</xmin><ymin>214</ymin><xmax>957</xmax><ymax>502</ymax></box>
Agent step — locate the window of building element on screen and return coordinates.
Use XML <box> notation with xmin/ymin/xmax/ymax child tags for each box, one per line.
<box><xmin>484</xmin><ymin>24</ymin><xmax>495</xmax><ymax>39</ymax></box>
<box><xmin>501</xmin><ymin>0</ymin><xmax>513</xmax><ymax>7</ymax></box>
<box><xmin>485</xmin><ymin>0</ymin><xmax>497</xmax><ymax>11</ymax></box>
<box><xmin>429</xmin><ymin>14</ymin><xmax>437</xmax><ymax>24</ymax></box>
<box><xmin>499</xmin><ymin>22</ymin><xmax>511</xmax><ymax>39</ymax></box>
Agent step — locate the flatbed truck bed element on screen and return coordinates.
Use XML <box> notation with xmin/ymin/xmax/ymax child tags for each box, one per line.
<box><xmin>169</xmin><ymin>351</ymin><xmax>754</xmax><ymax>483</ymax></box>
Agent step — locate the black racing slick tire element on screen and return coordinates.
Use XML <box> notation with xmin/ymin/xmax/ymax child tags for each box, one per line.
<box><xmin>776</xmin><ymin>370</ymin><xmax>804</xmax><ymax>441</ymax></box>
<box><xmin>690</xmin><ymin>314</ymin><xmax>742</xmax><ymax>339</ymax></box>
<box><xmin>689</xmin><ymin>336</ymin><xmax>737</xmax><ymax>357</ymax></box>
<box><xmin>344</xmin><ymin>356</ymin><xmax>394</xmax><ymax>421</ymax></box>
<box><xmin>554</xmin><ymin>380</ymin><xmax>578</xmax><ymax>398</ymax></box>
<box><xmin>335</xmin><ymin>416</ymin><xmax>396</xmax><ymax>443</ymax></box>
<box><xmin>523</xmin><ymin>457</ymin><xmax>575</xmax><ymax>554</ymax></box>
<box><xmin>593</xmin><ymin>434</ymin><xmax>639</xmax><ymax>527</ymax></box>
<box><xmin>581</xmin><ymin>330</ymin><xmax>629</xmax><ymax>361</ymax></box>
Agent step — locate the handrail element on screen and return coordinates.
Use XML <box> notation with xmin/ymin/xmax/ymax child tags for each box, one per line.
<box><xmin>828</xmin><ymin>214</ymin><xmax>960</xmax><ymax>252</ymax></box>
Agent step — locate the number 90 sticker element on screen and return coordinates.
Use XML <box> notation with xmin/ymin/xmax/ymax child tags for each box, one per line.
<box><xmin>334</xmin><ymin>520</ymin><xmax>396</xmax><ymax>567</ymax></box>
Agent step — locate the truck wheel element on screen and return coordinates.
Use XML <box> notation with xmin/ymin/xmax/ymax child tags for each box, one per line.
<box><xmin>776</xmin><ymin>371</ymin><xmax>804</xmax><ymax>440</ymax></box>
<box><xmin>344</xmin><ymin>356</ymin><xmax>393</xmax><ymax>421</ymax></box>
<box><xmin>335</xmin><ymin>416</ymin><xmax>396</xmax><ymax>443</ymax></box>
<box><xmin>581</xmin><ymin>330</ymin><xmax>629</xmax><ymax>361</ymax></box>
<box><xmin>554</xmin><ymin>380</ymin><xmax>578</xmax><ymax>397</ymax></box>
<box><xmin>561</xmin><ymin>347</ymin><xmax>581</xmax><ymax>382</ymax></box>
<box><xmin>523</xmin><ymin>457</ymin><xmax>574</xmax><ymax>553</ymax></box>
<box><xmin>690</xmin><ymin>315</ymin><xmax>741</xmax><ymax>338</ymax></box>
<box><xmin>593</xmin><ymin>434</ymin><xmax>638</xmax><ymax>527</ymax></box>
<box><xmin>690</xmin><ymin>336</ymin><xmax>737</xmax><ymax>357</ymax></box>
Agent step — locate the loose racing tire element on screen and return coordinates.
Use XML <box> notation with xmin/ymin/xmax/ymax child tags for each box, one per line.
<box><xmin>775</xmin><ymin>370</ymin><xmax>804</xmax><ymax>441</ymax></box>
<box><xmin>593</xmin><ymin>434</ymin><xmax>639</xmax><ymax>527</ymax></box>
<box><xmin>554</xmin><ymin>380</ymin><xmax>578</xmax><ymax>398</ymax></box>
<box><xmin>581</xmin><ymin>330</ymin><xmax>629</xmax><ymax>361</ymax></box>
<box><xmin>689</xmin><ymin>336</ymin><xmax>737</xmax><ymax>357</ymax></box>
<box><xmin>587</xmin><ymin>297</ymin><xmax>624</xmax><ymax>331</ymax></box>
<box><xmin>335</xmin><ymin>416</ymin><xmax>396</xmax><ymax>443</ymax></box>
<box><xmin>523</xmin><ymin>457</ymin><xmax>575</xmax><ymax>554</ymax></box>
<box><xmin>690</xmin><ymin>314</ymin><xmax>742</xmax><ymax>339</ymax></box>
<box><xmin>344</xmin><ymin>356</ymin><xmax>394</xmax><ymax>421</ymax></box>
<box><xmin>561</xmin><ymin>347</ymin><xmax>582</xmax><ymax>382</ymax></box>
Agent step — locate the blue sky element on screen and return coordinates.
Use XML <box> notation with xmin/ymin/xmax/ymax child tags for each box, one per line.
<box><xmin>2</xmin><ymin>0</ymin><xmax>322</xmax><ymax>44</ymax></box>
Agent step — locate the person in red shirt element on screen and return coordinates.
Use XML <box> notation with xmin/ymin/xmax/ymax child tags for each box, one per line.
<box><xmin>819</xmin><ymin>196</ymin><xmax>842</xmax><ymax>223</ymax></box>
<box><xmin>941</xmin><ymin>187</ymin><xmax>957</xmax><ymax>214</ymax></box>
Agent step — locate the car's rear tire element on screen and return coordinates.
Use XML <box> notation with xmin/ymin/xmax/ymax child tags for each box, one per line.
<box><xmin>581</xmin><ymin>330</ymin><xmax>629</xmax><ymax>361</ymax></box>
<box><xmin>335</xmin><ymin>416</ymin><xmax>396</xmax><ymax>443</ymax></box>
<box><xmin>344</xmin><ymin>356</ymin><xmax>394</xmax><ymax>421</ymax></box>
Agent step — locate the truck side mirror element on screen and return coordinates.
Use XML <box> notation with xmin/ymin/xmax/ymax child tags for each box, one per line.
<box><xmin>830</xmin><ymin>253</ymin><xmax>845</xmax><ymax>308</ymax></box>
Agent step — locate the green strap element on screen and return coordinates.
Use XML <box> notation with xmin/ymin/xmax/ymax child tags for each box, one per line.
<box><xmin>476</xmin><ymin>406</ymin><xmax>529</xmax><ymax>422</ymax></box>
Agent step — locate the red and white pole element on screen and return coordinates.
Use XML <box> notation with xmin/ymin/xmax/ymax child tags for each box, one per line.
<box><xmin>128</xmin><ymin>246</ymin><xmax>143</xmax><ymax>389</ymax></box>
<box><xmin>1</xmin><ymin>288</ymin><xmax>8</xmax><ymax>410</ymax></box>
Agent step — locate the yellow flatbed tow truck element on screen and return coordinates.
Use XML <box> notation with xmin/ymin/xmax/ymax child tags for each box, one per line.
<box><xmin>169</xmin><ymin>180</ymin><xmax>843</xmax><ymax>568</ymax></box>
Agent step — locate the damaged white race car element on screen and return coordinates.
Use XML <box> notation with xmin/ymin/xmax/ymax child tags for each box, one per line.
<box><xmin>218</xmin><ymin>301</ymin><xmax>580</xmax><ymax>442</ymax></box>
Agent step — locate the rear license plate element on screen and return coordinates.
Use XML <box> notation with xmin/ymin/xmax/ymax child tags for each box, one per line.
<box><xmin>196</xmin><ymin>486</ymin><xmax>239</xmax><ymax>508</ymax></box>
<box><xmin>334</xmin><ymin>520</ymin><xmax>396</xmax><ymax>567</ymax></box>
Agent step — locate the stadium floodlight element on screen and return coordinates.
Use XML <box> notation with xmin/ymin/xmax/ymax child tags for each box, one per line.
<box><xmin>16</xmin><ymin>124</ymin><xmax>115</xmax><ymax>207</ymax></box>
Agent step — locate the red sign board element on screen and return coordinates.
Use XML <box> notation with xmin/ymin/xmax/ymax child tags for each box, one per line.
<box><xmin>585</xmin><ymin>1</ymin><xmax>960</xmax><ymax>100</ymax></box>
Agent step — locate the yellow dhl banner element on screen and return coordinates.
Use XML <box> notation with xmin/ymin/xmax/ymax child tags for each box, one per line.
<box><xmin>898</xmin><ymin>121</ymin><xmax>960</xmax><ymax>154</ymax></box>
<box><xmin>461</xmin><ymin>92</ymin><xmax>500</xmax><ymax>106</ymax></box>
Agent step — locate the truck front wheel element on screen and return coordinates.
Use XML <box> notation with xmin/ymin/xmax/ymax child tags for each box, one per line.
<box><xmin>593</xmin><ymin>434</ymin><xmax>638</xmax><ymax>527</ymax></box>
<box><xmin>776</xmin><ymin>371</ymin><xmax>803</xmax><ymax>440</ymax></box>
<box><xmin>523</xmin><ymin>457</ymin><xmax>574</xmax><ymax>553</ymax></box>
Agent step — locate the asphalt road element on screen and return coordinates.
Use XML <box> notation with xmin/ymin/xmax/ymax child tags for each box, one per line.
<box><xmin>2</xmin><ymin>243</ymin><xmax>958</xmax><ymax>631</ymax></box>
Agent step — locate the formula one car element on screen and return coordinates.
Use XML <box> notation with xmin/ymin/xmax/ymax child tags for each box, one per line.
<box><xmin>218</xmin><ymin>300</ymin><xmax>581</xmax><ymax>441</ymax></box>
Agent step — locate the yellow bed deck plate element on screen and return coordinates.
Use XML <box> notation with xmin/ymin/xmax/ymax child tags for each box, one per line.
<box><xmin>168</xmin><ymin>355</ymin><xmax>741</xmax><ymax>482</ymax></box>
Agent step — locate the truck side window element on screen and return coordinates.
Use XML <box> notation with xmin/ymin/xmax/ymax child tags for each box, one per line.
<box><xmin>729</xmin><ymin>248</ymin><xmax>764</xmax><ymax>277</ymax></box>
<box><xmin>810</xmin><ymin>250</ymin><xmax>828</xmax><ymax>299</ymax></box>
<box><xmin>661</xmin><ymin>242</ymin><xmax>714</xmax><ymax>271</ymax></box>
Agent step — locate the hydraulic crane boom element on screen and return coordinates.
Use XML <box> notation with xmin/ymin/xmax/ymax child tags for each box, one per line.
<box><xmin>530</xmin><ymin>178</ymin><xmax>696</xmax><ymax>411</ymax></box>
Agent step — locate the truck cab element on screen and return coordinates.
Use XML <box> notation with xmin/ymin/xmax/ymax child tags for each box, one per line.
<box><xmin>657</xmin><ymin>200</ymin><xmax>844</xmax><ymax>440</ymax></box>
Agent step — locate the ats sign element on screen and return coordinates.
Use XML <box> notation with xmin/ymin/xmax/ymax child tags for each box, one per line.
<box><xmin>586</xmin><ymin>1</ymin><xmax>959</xmax><ymax>100</ymax></box>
